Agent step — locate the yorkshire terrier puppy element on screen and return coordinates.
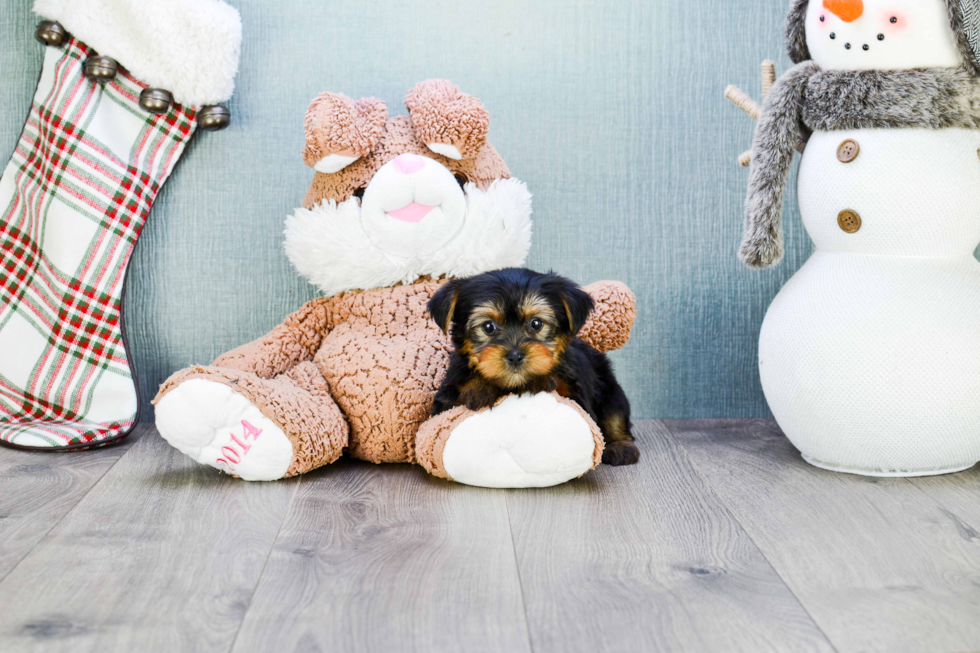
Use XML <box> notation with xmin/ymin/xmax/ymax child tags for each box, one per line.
<box><xmin>428</xmin><ymin>268</ymin><xmax>639</xmax><ymax>466</ymax></box>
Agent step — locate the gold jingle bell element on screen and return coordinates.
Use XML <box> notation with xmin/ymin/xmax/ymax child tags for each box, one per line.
<box><xmin>198</xmin><ymin>105</ymin><xmax>231</xmax><ymax>131</ymax></box>
<box><xmin>139</xmin><ymin>88</ymin><xmax>173</xmax><ymax>114</ymax></box>
<box><xmin>35</xmin><ymin>20</ymin><xmax>67</xmax><ymax>47</ymax></box>
<box><xmin>83</xmin><ymin>55</ymin><xmax>118</xmax><ymax>81</ymax></box>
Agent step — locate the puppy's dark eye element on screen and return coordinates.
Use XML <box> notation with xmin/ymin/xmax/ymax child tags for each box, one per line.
<box><xmin>352</xmin><ymin>187</ymin><xmax>366</xmax><ymax>199</ymax></box>
<box><xmin>481</xmin><ymin>321</ymin><xmax>497</xmax><ymax>336</ymax></box>
<box><xmin>528</xmin><ymin>317</ymin><xmax>544</xmax><ymax>332</ymax></box>
<box><xmin>454</xmin><ymin>174</ymin><xmax>468</xmax><ymax>190</ymax></box>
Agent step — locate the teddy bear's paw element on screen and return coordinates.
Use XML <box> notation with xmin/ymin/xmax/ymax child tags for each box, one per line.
<box><xmin>442</xmin><ymin>393</ymin><xmax>598</xmax><ymax>488</ymax></box>
<box><xmin>155</xmin><ymin>379</ymin><xmax>293</xmax><ymax>481</ymax></box>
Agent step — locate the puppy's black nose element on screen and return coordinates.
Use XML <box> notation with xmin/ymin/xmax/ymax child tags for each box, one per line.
<box><xmin>506</xmin><ymin>349</ymin><xmax>525</xmax><ymax>366</ymax></box>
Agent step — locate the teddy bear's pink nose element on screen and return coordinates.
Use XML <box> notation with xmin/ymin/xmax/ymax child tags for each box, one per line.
<box><xmin>392</xmin><ymin>153</ymin><xmax>426</xmax><ymax>175</ymax></box>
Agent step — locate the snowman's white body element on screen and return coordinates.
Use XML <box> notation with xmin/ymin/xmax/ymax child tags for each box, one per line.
<box><xmin>760</xmin><ymin>128</ymin><xmax>980</xmax><ymax>475</ymax></box>
<box><xmin>756</xmin><ymin>0</ymin><xmax>980</xmax><ymax>475</ymax></box>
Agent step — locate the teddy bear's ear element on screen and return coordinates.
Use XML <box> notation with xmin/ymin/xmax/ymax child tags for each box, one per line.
<box><xmin>405</xmin><ymin>80</ymin><xmax>489</xmax><ymax>161</ymax></box>
<box><xmin>302</xmin><ymin>93</ymin><xmax>388</xmax><ymax>173</ymax></box>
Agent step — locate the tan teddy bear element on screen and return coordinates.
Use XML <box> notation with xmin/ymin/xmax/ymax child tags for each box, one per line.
<box><xmin>153</xmin><ymin>80</ymin><xmax>636</xmax><ymax>488</ymax></box>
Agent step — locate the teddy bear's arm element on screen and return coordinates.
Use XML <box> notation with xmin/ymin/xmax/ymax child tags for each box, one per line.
<box><xmin>577</xmin><ymin>281</ymin><xmax>636</xmax><ymax>353</ymax></box>
<box><xmin>415</xmin><ymin>392</ymin><xmax>604</xmax><ymax>485</ymax></box>
<box><xmin>212</xmin><ymin>297</ymin><xmax>336</xmax><ymax>378</ymax></box>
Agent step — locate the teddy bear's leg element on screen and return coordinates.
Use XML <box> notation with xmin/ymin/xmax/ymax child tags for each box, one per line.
<box><xmin>154</xmin><ymin>362</ymin><xmax>348</xmax><ymax>481</ymax></box>
<box><xmin>416</xmin><ymin>393</ymin><xmax>604</xmax><ymax>488</ymax></box>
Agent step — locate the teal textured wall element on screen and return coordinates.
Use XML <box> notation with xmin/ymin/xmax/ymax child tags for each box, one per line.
<box><xmin>2</xmin><ymin>0</ymin><xmax>974</xmax><ymax>419</ymax></box>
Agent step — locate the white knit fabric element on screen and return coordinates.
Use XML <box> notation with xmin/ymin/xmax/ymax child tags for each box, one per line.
<box><xmin>798</xmin><ymin>129</ymin><xmax>980</xmax><ymax>258</ymax></box>
<box><xmin>760</xmin><ymin>128</ymin><xmax>980</xmax><ymax>476</ymax></box>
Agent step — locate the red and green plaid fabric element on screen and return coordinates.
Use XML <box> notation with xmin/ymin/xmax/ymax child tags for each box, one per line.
<box><xmin>0</xmin><ymin>37</ymin><xmax>197</xmax><ymax>448</ymax></box>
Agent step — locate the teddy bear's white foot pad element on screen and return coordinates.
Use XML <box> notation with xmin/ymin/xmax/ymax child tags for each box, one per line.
<box><xmin>443</xmin><ymin>393</ymin><xmax>596</xmax><ymax>489</ymax></box>
<box><xmin>155</xmin><ymin>379</ymin><xmax>293</xmax><ymax>481</ymax></box>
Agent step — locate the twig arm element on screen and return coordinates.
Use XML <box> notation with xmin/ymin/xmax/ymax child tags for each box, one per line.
<box><xmin>725</xmin><ymin>85</ymin><xmax>761</xmax><ymax>120</ymax></box>
<box><xmin>761</xmin><ymin>60</ymin><xmax>776</xmax><ymax>97</ymax></box>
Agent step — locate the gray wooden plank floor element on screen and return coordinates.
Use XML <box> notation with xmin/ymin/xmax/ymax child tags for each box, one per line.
<box><xmin>231</xmin><ymin>461</ymin><xmax>531</xmax><ymax>653</ymax></box>
<box><xmin>0</xmin><ymin>431</ymin><xmax>133</xmax><ymax>583</ymax></box>
<box><xmin>0</xmin><ymin>420</ymin><xmax>977</xmax><ymax>653</ymax></box>
<box><xmin>666</xmin><ymin>419</ymin><xmax>980</xmax><ymax>653</ymax></box>
<box><xmin>506</xmin><ymin>422</ymin><xmax>833</xmax><ymax>653</ymax></box>
<box><xmin>0</xmin><ymin>425</ymin><xmax>297</xmax><ymax>653</ymax></box>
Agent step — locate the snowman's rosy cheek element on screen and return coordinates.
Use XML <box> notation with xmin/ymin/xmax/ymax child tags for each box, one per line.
<box><xmin>883</xmin><ymin>12</ymin><xmax>907</xmax><ymax>32</ymax></box>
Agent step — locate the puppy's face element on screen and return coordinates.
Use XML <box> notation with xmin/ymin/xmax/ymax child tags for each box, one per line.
<box><xmin>429</xmin><ymin>268</ymin><xmax>595</xmax><ymax>389</ymax></box>
<box><xmin>462</xmin><ymin>291</ymin><xmax>567</xmax><ymax>388</ymax></box>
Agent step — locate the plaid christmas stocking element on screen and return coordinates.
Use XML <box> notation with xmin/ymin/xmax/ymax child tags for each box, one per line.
<box><xmin>0</xmin><ymin>0</ymin><xmax>241</xmax><ymax>449</ymax></box>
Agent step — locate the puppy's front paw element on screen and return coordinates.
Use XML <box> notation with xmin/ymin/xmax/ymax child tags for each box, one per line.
<box><xmin>602</xmin><ymin>440</ymin><xmax>640</xmax><ymax>466</ymax></box>
<box><xmin>460</xmin><ymin>386</ymin><xmax>498</xmax><ymax>412</ymax></box>
<box><xmin>464</xmin><ymin>396</ymin><xmax>495</xmax><ymax>412</ymax></box>
<box><xmin>430</xmin><ymin>396</ymin><xmax>453</xmax><ymax>417</ymax></box>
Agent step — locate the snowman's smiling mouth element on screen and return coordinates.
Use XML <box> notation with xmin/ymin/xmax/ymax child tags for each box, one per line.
<box><xmin>386</xmin><ymin>202</ymin><xmax>437</xmax><ymax>223</ymax></box>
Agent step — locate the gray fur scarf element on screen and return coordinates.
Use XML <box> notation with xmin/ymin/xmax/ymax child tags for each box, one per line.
<box><xmin>741</xmin><ymin>64</ymin><xmax>980</xmax><ymax>268</ymax></box>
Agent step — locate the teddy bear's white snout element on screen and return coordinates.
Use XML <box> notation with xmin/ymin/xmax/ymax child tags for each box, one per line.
<box><xmin>359</xmin><ymin>154</ymin><xmax>467</xmax><ymax>258</ymax></box>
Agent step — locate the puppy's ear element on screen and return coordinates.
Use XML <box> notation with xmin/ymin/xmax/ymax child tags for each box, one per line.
<box><xmin>560</xmin><ymin>282</ymin><xmax>595</xmax><ymax>336</ymax></box>
<box><xmin>428</xmin><ymin>280</ymin><xmax>461</xmax><ymax>335</ymax></box>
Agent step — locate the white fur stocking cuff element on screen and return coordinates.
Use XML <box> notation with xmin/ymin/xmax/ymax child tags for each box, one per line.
<box><xmin>34</xmin><ymin>0</ymin><xmax>242</xmax><ymax>106</ymax></box>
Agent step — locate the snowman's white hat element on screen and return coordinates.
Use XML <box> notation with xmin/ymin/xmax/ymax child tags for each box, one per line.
<box><xmin>786</xmin><ymin>0</ymin><xmax>980</xmax><ymax>72</ymax></box>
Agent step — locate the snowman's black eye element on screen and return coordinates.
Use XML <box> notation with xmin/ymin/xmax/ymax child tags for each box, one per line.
<box><xmin>890</xmin><ymin>16</ymin><xmax>898</xmax><ymax>23</ymax></box>
<box><xmin>830</xmin><ymin>32</ymin><xmax>836</xmax><ymax>39</ymax></box>
<box><xmin>878</xmin><ymin>34</ymin><xmax>885</xmax><ymax>41</ymax></box>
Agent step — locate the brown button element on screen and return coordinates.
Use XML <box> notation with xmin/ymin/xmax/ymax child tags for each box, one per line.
<box><xmin>838</xmin><ymin>209</ymin><xmax>862</xmax><ymax>233</ymax></box>
<box><xmin>837</xmin><ymin>139</ymin><xmax>860</xmax><ymax>163</ymax></box>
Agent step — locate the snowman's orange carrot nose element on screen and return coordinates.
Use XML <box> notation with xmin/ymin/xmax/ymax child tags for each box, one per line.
<box><xmin>823</xmin><ymin>0</ymin><xmax>864</xmax><ymax>22</ymax></box>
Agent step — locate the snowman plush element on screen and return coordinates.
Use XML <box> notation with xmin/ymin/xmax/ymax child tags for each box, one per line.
<box><xmin>740</xmin><ymin>0</ymin><xmax>980</xmax><ymax>475</ymax></box>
